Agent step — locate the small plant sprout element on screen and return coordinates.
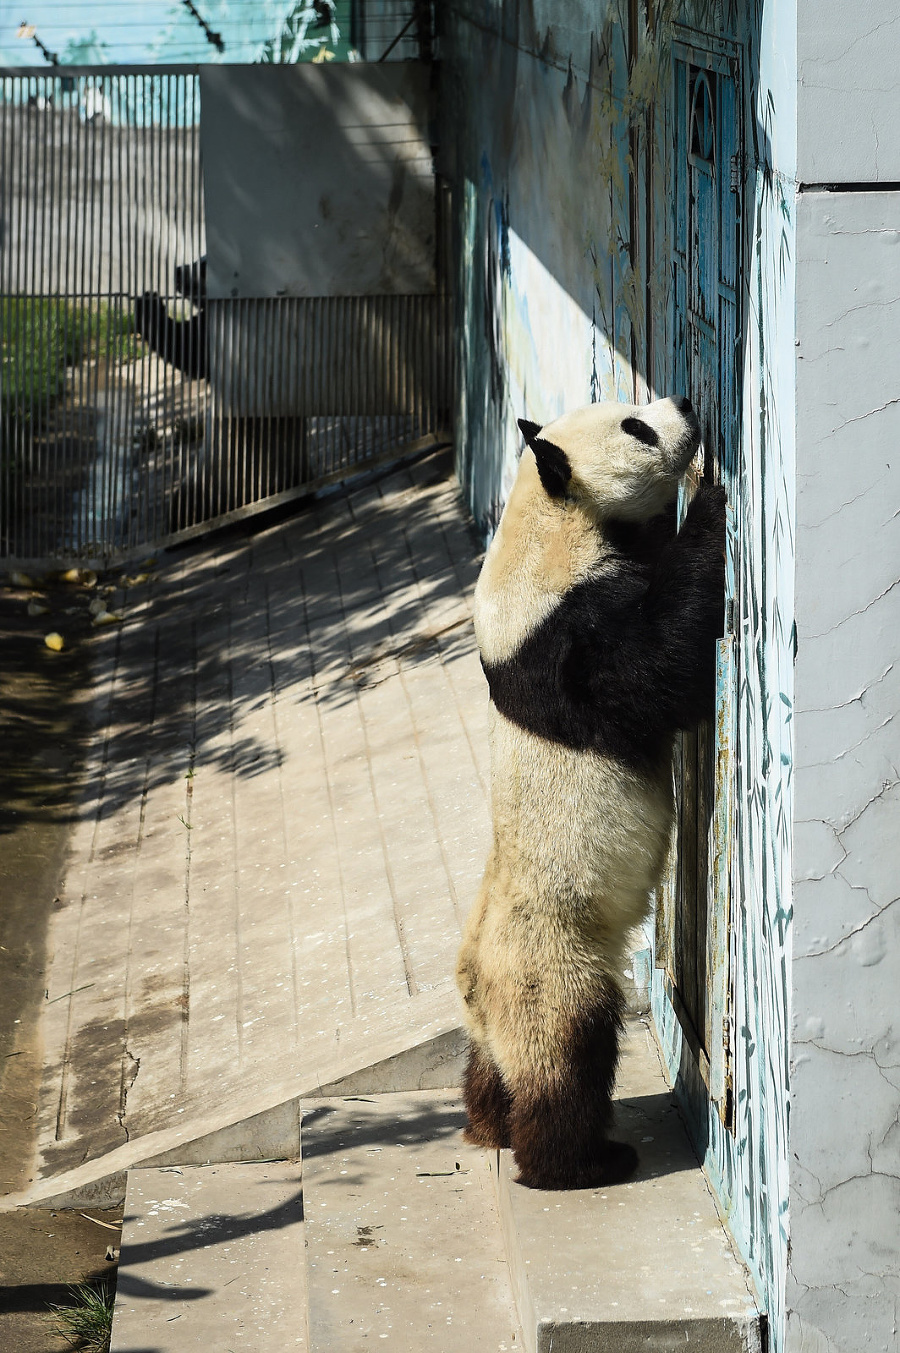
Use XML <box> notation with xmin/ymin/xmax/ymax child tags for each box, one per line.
<box><xmin>48</xmin><ymin>1279</ymin><xmax>115</xmax><ymax>1352</ymax></box>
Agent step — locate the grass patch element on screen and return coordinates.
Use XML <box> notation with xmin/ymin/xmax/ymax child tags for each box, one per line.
<box><xmin>48</xmin><ymin>1278</ymin><xmax>115</xmax><ymax>1352</ymax></box>
<box><xmin>0</xmin><ymin>298</ymin><xmax>140</xmax><ymax>428</ymax></box>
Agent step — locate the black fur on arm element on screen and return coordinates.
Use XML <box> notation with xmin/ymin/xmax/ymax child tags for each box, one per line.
<box><xmin>604</xmin><ymin>502</ymin><xmax>678</xmax><ymax>566</ymax></box>
<box><xmin>633</xmin><ymin>482</ymin><xmax>727</xmax><ymax>722</ymax></box>
<box><xmin>482</xmin><ymin>484</ymin><xmax>726</xmax><ymax>770</ymax></box>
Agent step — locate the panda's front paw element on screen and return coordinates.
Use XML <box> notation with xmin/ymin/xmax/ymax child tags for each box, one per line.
<box><xmin>680</xmin><ymin>482</ymin><xmax>726</xmax><ymax>540</ymax></box>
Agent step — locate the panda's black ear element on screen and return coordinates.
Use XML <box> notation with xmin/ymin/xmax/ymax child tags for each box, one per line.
<box><xmin>517</xmin><ymin>418</ymin><xmax>543</xmax><ymax>446</ymax></box>
<box><xmin>532</xmin><ymin>437</ymin><xmax>572</xmax><ymax>499</ymax></box>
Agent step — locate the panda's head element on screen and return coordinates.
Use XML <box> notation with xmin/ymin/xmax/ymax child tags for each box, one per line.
<box><xmin>518</xmin><ymin>396</ymin><xmax>700</xmax><ymax>523</ymax></box>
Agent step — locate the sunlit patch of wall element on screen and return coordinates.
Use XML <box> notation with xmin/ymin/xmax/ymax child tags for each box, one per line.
<box><xmin>439</xmin><ymin>0</ymin><xmax>657</xmax><ymax>539</ymax></box>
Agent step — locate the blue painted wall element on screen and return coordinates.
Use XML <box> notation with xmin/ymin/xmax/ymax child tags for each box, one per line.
<box><xmin>438</xmin><ymin>2</ymin><xmax>797</xmax><ymax>1346</ymax></box>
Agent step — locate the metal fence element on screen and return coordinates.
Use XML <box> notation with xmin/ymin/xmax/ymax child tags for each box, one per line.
<box><xmin>0</xmin><ymin>67</ymin><xmax>451</xmax><ymax>562</ymax></box>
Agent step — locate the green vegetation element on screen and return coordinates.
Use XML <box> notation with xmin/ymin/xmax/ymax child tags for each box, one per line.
<box><xmin>0</xmin><ymin>298</ymin><xmax>139</xmax><ymax>429</ymax></box>
<box><xmin>48</xmin><ymin>1279</ymin><xmax>115</xmax><ymax>1352</ymax></box>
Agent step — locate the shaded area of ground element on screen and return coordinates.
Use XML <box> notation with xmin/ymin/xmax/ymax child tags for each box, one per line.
<box><xmin>0</xmin><ymin>576</ymin><xmax>96</xmax><ymax>1191</ymax></box>
<box><xmin>0</xmin><ymin>1207</ymin><xmax>120</xmax><ymax>1352</ymax></box>
<box><xmin>23</xmin><ymin>448</ymin><xmax>489</xmax><ymax>1189</ymax></box>
<box><xmin>0</xmin><ymin>579</ymin><xmax>116</xmax><ymax>1347</ymax></box>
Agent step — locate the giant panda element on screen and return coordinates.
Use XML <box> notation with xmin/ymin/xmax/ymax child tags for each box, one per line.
<box><xmin>134</xmin><ymin>256</ymin><xmax>207</xmax><ymax>380</ymax></box>
<box><xmin>456</xmin><ymin>395</ymin><xmax>725</xmax><ymax>1190</ymax></box>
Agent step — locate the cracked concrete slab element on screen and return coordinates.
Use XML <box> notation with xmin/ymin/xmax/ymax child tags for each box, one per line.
<box><xmin>793</xmin><ymin>188</ymin><xmax>900</xmax><ymax>1349</ymax></box>
<box><xmin>10</xmin><ymin>450</ymin><xmax>488</xmax><ymax>1209</ymax></box>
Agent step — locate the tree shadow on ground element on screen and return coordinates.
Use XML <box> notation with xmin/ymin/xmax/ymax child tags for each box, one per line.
<box><xmin>2</xmin><ymin>448</ymin><xmax>482</xmax><ymax>836</ymax></box>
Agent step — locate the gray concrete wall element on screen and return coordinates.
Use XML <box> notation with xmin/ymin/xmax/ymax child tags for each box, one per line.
<box><xmin>790</xmin><ymin>10</ymin><xmax>900</xmax><ymax>1349</ymax></box>
<box><xmin>200</xmin><ymin>63</ymin><xmax>436</xmax><ymax>299</ymax></box>
<box><xmin>791</xmin><ymin>195</ymin><xmax>900</xmax><ymax>1353</ymax></box>
<box><xmin>797</xmin><ymin>3</ymin><xmax>900</xmax><ymax>184</ymax></box>
<box><xmin>0</xmin><ymin>104</ymin><xmax>202</xmax><ymax>298</ymax></box>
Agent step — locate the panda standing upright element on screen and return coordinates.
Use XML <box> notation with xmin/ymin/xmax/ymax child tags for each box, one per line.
<box><xmin>456</xmin><ymin>396</ymin><xmax>725</xmax><ymax>1190</ymax></box>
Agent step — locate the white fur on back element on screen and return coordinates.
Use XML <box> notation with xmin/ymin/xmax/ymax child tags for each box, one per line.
<box><xmin>457</xmin><ymin>708</ymin><xmax>673</xmax><ymax>1080</ymax></box>
<box><xmin>488</xmin><ymin>708</ymin><xmax>673</xmax><ymax>954</ymax></box>
<box><xmin>474</xmin><ymin>450</ymin><xmax>603</xmax><ymax>665</ymax></box>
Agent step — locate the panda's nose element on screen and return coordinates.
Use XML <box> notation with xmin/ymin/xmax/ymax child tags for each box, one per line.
<box><xmin>672</xmin><ymin>396</ymin><xmax>694</xmax><ymax>416</ymax></box>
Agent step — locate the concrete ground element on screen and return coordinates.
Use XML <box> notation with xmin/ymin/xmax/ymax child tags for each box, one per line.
<box><xmin>12</xmin><ymin>448</ymin><xmax>490</xmax><ymax>1204</ymax></box>
<box><xmin>0</xmin><ymin>579</ymin><xmax>119</xmax><ymax>1346</ymax></box>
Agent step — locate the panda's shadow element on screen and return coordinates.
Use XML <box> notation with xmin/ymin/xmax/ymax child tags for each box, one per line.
<box><xmin>300</xmin><ymin>1092</ymin><xmax>699</xmax><ymax>1186</ymax></box>
<box><xmin>300</xmin><ymin>1099</ymin><xmax>468</xmax><ymax>1187</ymax></box>
<box><xmin>613</xmin><ymin>1091</ymin><xmax>704</xmax><ymax>1181</ymax></box>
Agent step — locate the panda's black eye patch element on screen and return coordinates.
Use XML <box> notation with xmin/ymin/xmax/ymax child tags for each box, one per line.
<box><xmin>621</xmin><ymin>416</ymin><xmax>659</xmax><ymax>448</ymax></box>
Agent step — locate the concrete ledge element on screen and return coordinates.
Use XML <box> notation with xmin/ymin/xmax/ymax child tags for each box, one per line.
<box><xmin>110</xmin><ymin>1162</ymin><xmax>306</xmax><ymax>1352</ymax></box>
<box><xmin>6</xmin><ymin>988</ymin><xmax>462</xmax><ymax>1210</ymax></box>
<box><xmin>301</xmin><ymin>1090</ymin><xmax>522</xmax><ymax>1350</ymax></box>
<box><xmin>496</xmin><ymin>1018</ymin><xmax>763</xmax><ymax>1353</ymax></box>
<box><xmin>312</xmin><ymin>1026</ymin><xmax>466</xmax><ymax>1097</ymax></box>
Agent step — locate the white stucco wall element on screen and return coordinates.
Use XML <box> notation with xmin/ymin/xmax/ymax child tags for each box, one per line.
<box><xmin>798</xmin><ymin>4</ymin><xmax>900</xmax><ymax>183</ymax></box>
<box><xmin>791</xmin><ymin>190</ymin><xmax>900</xmax><ymax>1352</ymax></box>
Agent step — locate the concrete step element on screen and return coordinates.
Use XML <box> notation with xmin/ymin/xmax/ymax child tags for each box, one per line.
<box><xmin>111</xmin><ymin>1161</ymin><xmax>306</xmax><ymax>1351</ymax></box>
<box><xmin>108</xmin><ymin>1027</ymin><xmax>761</xmax><ymax>1352</ymax></box>
<box><xmin>496</xmin><ymin>1018</ymin><xmax>763</xmax><ymax>1353</ymax></box>
<box><xmin>6</xmin><ymin>987</ymin><xmax>466</xmax><ymax>1209</ymax></box>
<box><xmin>300</xmin><ymin>1089</ymin><xmax>522</xmax><ymax>1350</ymax></box>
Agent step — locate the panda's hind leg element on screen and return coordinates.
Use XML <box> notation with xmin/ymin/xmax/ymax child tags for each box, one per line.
<box><xmin>462</xmin><ymin>1041</ymin><xmax>513</xmax><ymax>1149</ymax></box>
<box><xmin>508</xmin><ymin>982</ymin><xmax>638</xmax><ymax>1190</ymax></box>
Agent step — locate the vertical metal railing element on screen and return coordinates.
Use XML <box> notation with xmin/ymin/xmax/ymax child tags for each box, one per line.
<box><xmin>0</xmin><ymin>67</ymin><xmax>452</xmax><ymax>563</ymax></box>
<box><xmin>0</xmin><ymin>68</ymin><xmax>205</xmax><ymax>559</ymax></box>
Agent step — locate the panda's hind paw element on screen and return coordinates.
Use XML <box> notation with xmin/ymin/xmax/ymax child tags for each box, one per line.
<box><xmin>596</xmin><ymin>1138</ymin><xmax>639</xmax><ymax>1185</ymax></box>
<box><xmin>514</xmin><ymin>1140</ymin><xmax>639</xmax><ymax>1191</ymax></box>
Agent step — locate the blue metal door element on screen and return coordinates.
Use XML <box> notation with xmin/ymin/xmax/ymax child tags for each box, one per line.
<box><xmin>658</xmin><ymin>48</ymin><xmax>741</xmax><ymax>1124</ymax></box>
